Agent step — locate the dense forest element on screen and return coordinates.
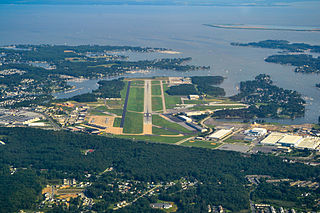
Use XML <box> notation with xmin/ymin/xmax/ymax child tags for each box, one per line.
<box><xmin>214</xmin><ymin>74</ymin><xmax>305</xmax><ymax>119</ymax></box>
<box><xmin>0</xmin><ymin>127</ymin><xmax>319</xmax><ymax>212</ymax></box>
<box><xmin>265</xmin><ymin>54</ymin><xmax>320</xmax><ymax>73</ymax></box>
<box><xmin>166</xmin><ymin>84</ymin><xmax>198</xmax><ymax>95</ymax></box>
<box><xmin>165</xmin><ymin>76</ymin><xmax>225</xmax><ymax>96</ymax></box>
<box><xmin>191</xmin><ymin>76</ymin><xmax>226</xmax><ymax>96</ymax></box>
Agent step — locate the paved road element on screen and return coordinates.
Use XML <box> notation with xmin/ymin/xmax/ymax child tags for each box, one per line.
<box><xmin>120</xmin><ymin>81</ymin><xmax>131</xmax><ymax>128</ymax></box>
<box><xmin>113</xmin><ymin>185</ymin><xmax>162</xmax><ymax>210</ymax></box>
<box><xmin>39</xmin><ymin>111</ymin><xmax>61</xmax><ymax>130</ymax></box>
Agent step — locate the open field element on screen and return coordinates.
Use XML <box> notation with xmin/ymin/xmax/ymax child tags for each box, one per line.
<box><xmin>127</xmin><ymin>87</ymin><xmax>144</xmax><ymax>112</ymax></box>
<box><xmin>114</xmin><ymin>134</ymin><xmax>189</xmax><ymax>144</ymax></box>
<box><xmin>113</xmin><ymin>117</ymin><xmax>122</xmax><ymax>127</ymax></box>
<box><xmin>152</xmin><ymin>97</ymin><xmax>163</xmax><ymax>112</ymax></box>
<box><xmin>152</xmin><ymin>115</ymin><xmax>192</xmax><ymax>134</ymax></box>
<box><xmin>181</xmin><ymin>140</ymin><xmax>222</xmax><ymax>149</ymax></box>
<box><xmin>94</xmin><ymin>105</ymin><xmax>109</xmax><ymax>111</ymax></box>
<box><xmin>152</xmin><ymin>126</ymin><xmax>180</xmax><ymax>135</ymax></box>
<box><xmin>152</xmin><ymin>80</ymin><xmax>160</xmax><ymax>85</ymax></box>
<box><xmin>120</xmin><ymin>81</ymin><xmax>128</xmax><ymax>99</ymax></box>
<box><xmin>105</xmin><ymin>108</ymin><xmax>123</xmax><ymax>116</ymax></box>
<box><xmin>152</xmin><ymin>84</ymin><xmax>162</xmax><ymax>95</ymax></box>
<box><xmin>130</xmin><ymin>80</ymin><xmax>145</xmax><ymax>86</ymax></box>
<box><xmin>163</xmin><ymin>84</ymin><xmax>181</xmax><ymax>109</ymax></box>
<box><xmin>88</xmin><ymin>108</ymin><xmax>108</xmax><ymax>116</ymax></box>
<box><xmin>123</xmin><ymin>111</ymin><xmax>143</xmax><ymax>134</ymax></box>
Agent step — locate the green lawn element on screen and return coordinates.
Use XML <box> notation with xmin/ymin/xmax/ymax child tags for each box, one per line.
<box><xmin>94</xmin><ymin>106</ymin><xmax>109</xmax><ymax>111</ymax></box>
<box><xmin>89</xmin><ymin>108</ymin><xmax>108</xmax><ymax>116</ymax></box>
<box><xmin>113</xmin><ymin>117</ymin><xmax>122</xmax><ymax>127</ymax></box>
<box><xmin>127</xmin><ymin>87</ymin><xmax>144</xmax><ymax>112</ymax></box>
<box><xmin>152</xmin><ymin>115</ymin><xmax>192</xmax><ymax>134</ymax></box>
<box><xmin>130</xmin><ymin>80</ymin><xmax>144</xmax><ymax>86</ymax></box>
<box><xmin>152</xmin><ymin>126</ymin><xmax>179</xmax><ymax>135</ymax></box>
<box><xmin>105</xmin><ymin>99</ymin><xmax>123</xmax><ymax>106</ymax></box>
<box><xmin>163</xmin><ymin>84</ymin><xmax>182</xmax><ymax>109</ymax></box>
<box><xmin>152</xmin><ymin>84</ymin><xmax>162</xmax><ymax>96</ymax></box>
<box><xmin>114</xmin><ymin>134</ymin><xmax>189</xmax><ymax>144</ymax></box>
<box><xmin>123</xmin><ymin>111</ymin><xmax>143</xmax><ymax>134</ymax></box>
<box><xmin>106</xmin><ymin>109</ymin><xmax>123</xmax><ymax>116</ymax></box>
<box><xmin>152</xmin><ymin>80</ymin><xmax>160</xmax><ymax>85</ymax></box>
<box><xmin>120</xmin><ymin>81</ymin><xmax>128</xmax><ymax>99</ymax></box>
<box><xmin>181</xmin><ymin>140</ymin><xmax>221</xmax><ymax>149</ymax></box>
<box><xmin>152</xmin><ymin>97</ymin><xmax>163</xmax><ymax>112</ymax></box>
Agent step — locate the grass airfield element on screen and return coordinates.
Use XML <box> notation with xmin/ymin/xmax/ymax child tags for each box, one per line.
<box><xmin>69</xmin><ymin>77</ymin><xmax>246</xmax><ymax>148</ymax></box>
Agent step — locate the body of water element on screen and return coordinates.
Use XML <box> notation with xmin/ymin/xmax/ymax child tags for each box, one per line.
<box><xmin>0</xmin><ymin>2</ymin><xmax>320</xmax><ymax>124</ymax></box>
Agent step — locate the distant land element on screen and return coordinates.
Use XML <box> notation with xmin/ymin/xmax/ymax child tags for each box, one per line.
<box><xmin>1</xmin><ymin>0</ymin><xmax>319</xmax><ymax>6</ymax></box>
<box><xmin>204</xmin><ymin>24</ymin><xmax>320</xmax><ymax>32</ymax></box>
<box><xmin>231</xmin><ymin>40</ymin><xmax>320</xmax><ymax>74</ymax></box>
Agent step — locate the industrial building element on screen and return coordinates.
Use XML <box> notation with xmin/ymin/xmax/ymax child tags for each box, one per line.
<box><xmin>295</xmin><ymin>137</ymin><xmax>320</xmax><ymax>150</ymax></box>
<box><xmin>178</xmin><ymin>115</ymin><xmax>192</xmax><ymax>123</ymax></box>
<box><xmin>188</xmin><ymin>95</ymin><xmax>200</xmax><ymax>100</ymax></box>
<box><xmin>278</xmin><ymin>135</ymin><xmax>303</xmax><ymax>147</ymax></box>
<box><xmin>208</xmin><ymin>129</ymin><xmax>233</xmax><ymax>140</ymax></box>
<box><xmin>245</xmin><ymin>128</ymin><xmax>267</xmax><ymax>136</ymax></box>
<box><xmin>186</xmin><ymin>122</ymin><xmax>207</xmax><ymax>133</ymax></box>
<box><xmin>184</xmin><ymin>111</ymin><xmax>206</xmax><ymax>117</ymax></box>
<box><xmin>260</xmin><ymin>132</ymin><xmax>285</xmax><ymax>146</ymax></box>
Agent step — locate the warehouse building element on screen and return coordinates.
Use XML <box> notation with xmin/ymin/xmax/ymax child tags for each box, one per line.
<box><xmin>295</xmin><ymin>137</ymin><xmax>320</xmax><ymax>150</ymax></box>
<box><xmin>178</xmin><ymin>115</ymin><xmax>192</xmax><ymax>123</ymax></box>
<box><xmin>184</xmin><ymin>111</ymin><xmax>206</xmax><ymax>117</ymax></box>
<box><xmin>278</xmin><ymin>135</ymin><xmax>303</xmax><ymax>147</ymax></box>
<box><xmin>245</xmin><ymin>128</ymin><xmax>267</xmax><ymax>136</ymax></box>
<box><xmin>260</xmin><ymin>132</ymin><xmax>285</xmax><ymax>146</ymax></box>
<box><xmin>208</xmin><ymin>129</ymin><xmax>233</xmax><ymax>140</ymax></box>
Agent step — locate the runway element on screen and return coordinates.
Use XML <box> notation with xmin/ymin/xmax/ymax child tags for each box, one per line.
<box><xmin>143</xmin><ymin>80</ymin><xmax>152</xmax><ymax>134</ymax></box>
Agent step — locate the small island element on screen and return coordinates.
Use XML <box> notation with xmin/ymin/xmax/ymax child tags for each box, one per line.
<box><xmin>231</xmin><ymin>40</ymin><xmax>320</xmax><ymax>74</ymax></box>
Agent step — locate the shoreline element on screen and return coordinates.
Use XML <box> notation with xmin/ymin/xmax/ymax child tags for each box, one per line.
<box><xmin>204</xmin><ymin>24</ymin><xmax>320</xmax><ymax>32</ymax></box>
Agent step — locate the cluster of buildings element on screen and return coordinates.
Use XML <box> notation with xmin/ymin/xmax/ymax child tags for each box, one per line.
<box><xmin>150</xmin><ymin>203</ymin><xmax>172</xmax><ymax>209</ymax></box>
<box><xmin>0</xmin><ymin>108</ymin><xmax>43</xmax><ymax>126</ymax></box>
<box><xmin>168</xmin><ymin>77</ymin><xmax>192</xmax><ymax>86</ymax></box>
<box><xmin>39</xmin><ymin>103</ymin><xmax>88</xmax><ymax>127</ymax></box>
<box><xmin>40</xmin><ymin>179</ymin><xmax>93</xmax><ymax>210</ymax></box>
<box><xmin>177</xmin><ymin>113</ymin><xmax>208</xmax><ymax>133</ymax></box>
<box><xmin>253</xmin><ymin>204</ymin><xmax>297</xmax><ymax>213</ymax></box>
<box><xmin>208</xmin><ymin>205</ymin><xmax>224</xmax><ymax>213</ymax></box>
<box><xmin>261</xmin><ymin>132</ymin><xmax>320</xmax><ymax>151</ymax></box>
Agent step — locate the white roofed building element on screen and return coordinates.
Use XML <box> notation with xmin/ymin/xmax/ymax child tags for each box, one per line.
<box><xmin>278</xmin><ymin>135</ymin><xmax>303</xmax><ymax>147</ymax></box>
<box><xmin>260</xmin><ymin>132</ymin><xmax>285</xmax><ymax>146</ymax></box>
<box><xmin>295</xmin><ymin>137</ymin><xmax>320</xmax><ymax>150</ymax></box>
<box><xmin>208</xmin><ymin>129</ymin><xmax>232</xmax><ymax>140</ymax></box>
